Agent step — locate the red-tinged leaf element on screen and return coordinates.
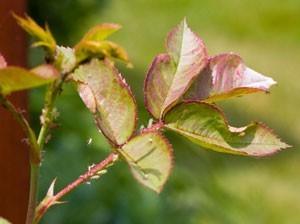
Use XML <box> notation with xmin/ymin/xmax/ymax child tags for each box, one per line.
<box><xmin>72</xmin><ymin>59</ymin><xmax>137</xmax><ymax>146</ymax></box>
<box><xmin>0</xmin><ymin>53</ymin><xmax>7</xmax><ymax>69</ymax></box>
<box><xmin>119</xmin><ymin>131</ymin><xmax>173</xmax><ymax>193</ymax></box>
<box><xmin>0</xmin><ymin>65</ymin><xmax>58</xmax><ymax>95</ymax></box>
<box><xmin>31</xmin><ymin>64</ymin><xmax>59</xmax><ymax>79</ymax></box>
<box><xmin>164</xmin><ymin>102</ymin><xmax>289</xmax><ymax>157</ymax></box>
<box><xmin>144</xmin><ymin>19</ymin><xmax>208</xmax><ymax>119</ymax></box>
<box><xmin>77</xmin><ymin>83</ymin><xmax>96</xmax><ymax>113</ymax></box>
<box><xmin>184</xmin><ymin>53</ymin><xmax>277</xmax><ymax>102</ymax></box>
<box><xmin>13</xmin><ymin>14</ymin><xmax>56</xmax><ymax>56</ymax></box>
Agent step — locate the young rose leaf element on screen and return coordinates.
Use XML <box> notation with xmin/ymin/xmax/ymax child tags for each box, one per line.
<box><xmin>80</xmin><ymin>23</ymin><xmax>121</xmax><ymax>42</ymax></box>
<box><xmin>164</xmin><ymin>102</ymin><xmax>289</xmax><ymax>157</ymax></box>
<box><xmin>72</xmin><ymin>59</ymin><xmax>137</xmax><ymax>146</ymax></box>
<box><xmin>75</xmin><ymin>40</ymin><xmax>131</xmax><ymax>66</ymax></box>
<box><xmin>54</xmin><ymin>46</ymin><xmax>76</xmax><ymax>74</ymax></box>
<box><xmin>120</xmin><ymin>131</ymin><xmax>173</xmax><ymax>193</ymax></box>
<box><xmin>0</xmin><ymin>65</ymin><xmax>58</xmax><ymax>95</ymax></box>
<box><xmin>144</xmin><ymin>19</ymin><xmax>208</xmax><ymax>119</ymax></box>
<box><xmin>13</xmin><ymin>14</ymin><xmax>56</xmax><ymax>56</ymax></box>
<box><xmin>74</xmin><ymin>23</ymin><xmax>131</xmax><ymax>66</ymax></box>
<box><xmin>184</xmin><ymin>53</ymin><xmax>277</xmax><ymax>102</ymax></box>
<box><xmin>0</xmin><ymin>53</ymin><xmax>7</xmax><ymax>69</ymax></box>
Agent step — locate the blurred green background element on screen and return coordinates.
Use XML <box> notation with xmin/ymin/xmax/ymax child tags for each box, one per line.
<box><xmin>28</xmin><ymin>0</ymin><xmax>299</xmax><ymax>223</ymax></box>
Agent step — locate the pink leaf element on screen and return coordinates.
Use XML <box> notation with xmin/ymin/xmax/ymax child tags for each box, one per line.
<box><xmin>184</xmin><ymin>53</ymin><xmax>277</xmax><ymax>102</ymax></box>
<box><xmin>72</xmin><ymin>59</ymin><xmax>137</xmax><ymax>146</ymax></box>
<box><xmin>144</xmin><ymin>19</ymin><xmax>208</xmax><ymax>119</ymax></box>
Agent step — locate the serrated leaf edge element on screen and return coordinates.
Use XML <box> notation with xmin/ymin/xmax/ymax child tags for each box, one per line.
<box><xmin>119</xmin><ymin>131</ymin><xmax>174</xmax><ymax>193</ymax></box>
<box><xmin>164</xmin><ymin>101</ymin><xmax>290</xmax><ymax>157</ymax></box>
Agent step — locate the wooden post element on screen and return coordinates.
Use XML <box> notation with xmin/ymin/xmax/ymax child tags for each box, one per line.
<box><xmin>0</xmin><ymin>1</ymin><xmax>30</xmax><ymax>224</ymax></box>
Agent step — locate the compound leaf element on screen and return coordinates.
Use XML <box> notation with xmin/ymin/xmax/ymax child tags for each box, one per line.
<box><xmin>120</xmin><ymin>131</ymin><xmax>173</xmax><ymax>193</ymax></box>
<box><xmin>72</xmin><ymin>59</ymin><xmax>137</xmax><ymax>146</ymax></box>
<box><xmin>164</xmin><ymin>102</ymin><xmax>289</xmax><ymax>156</ymax></box>
<box><xmin>144</xmin><ymin>19</ymin><xmax>208</xmax><ymax>119</ymax></box>
<box><xmin>184</xmin><ymin>53</ymin><xmax>277</xmax><ymax>102</ymax></box>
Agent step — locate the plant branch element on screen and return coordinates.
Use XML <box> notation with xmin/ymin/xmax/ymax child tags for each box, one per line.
<box><xmin>37</xmin><ymin>81</ymin><xmax>60</xmax><ymax>148</ymax></box>
<box><xmin>26</xmin><ymin>164</ymin><xmax>40</xmax><ymax>224</ymax></box>
<box><xmin>140</xmin><ymin>120</ymin><xmax>164</xmax><ymax>134</ymax></box>
<box><xmin>34</xmin><ymin>152</ymin><xmax>119</xmax><ymax>223</ymax></box>
<box><xmin>0</xmin><ymin>95</ymin><xmax>40</xmax><ymax>164</ymax></box>
<box><xmin>0</xmin><ymin>95</ymin><xmax>41</xmax><ymax>224</ymax></box>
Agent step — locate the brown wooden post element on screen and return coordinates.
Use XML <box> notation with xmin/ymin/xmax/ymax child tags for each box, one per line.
<box><xmin>0</xmin><ymin>1</ymin><xmax>30</xmax><ymax>224</ymax></box>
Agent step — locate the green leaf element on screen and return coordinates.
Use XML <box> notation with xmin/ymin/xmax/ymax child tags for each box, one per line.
<box><xmin>0</xmin><ymin>65</ymin><xmax>58</xmax><ymax>95</ymax></box>
<box><xmin>120</xmin><ymin>131</ymin><xmax>173</xmax><ymax>193</ymax></box>
<box><xmin>75</xmin><ymin>40</ymin><xmax>131</xmax><ymax>66</ymax></box>
<box><xmin>184</xmin><ymin>53</ymin><xmax>277</xmax><ymax>102</ymax></box>
<box><xmin>0</xmin><ymin>53</ymin><xmax>7</xmax><ymax>69</ymax></box>
<box><xmin>72</xmin><ymin>59</ymin><xmax>137</xmax><ymax>145</ymax></box>
<box><xmin>74</xmin><ymin>23</ymin><xmax>131</xmax><ymax>66</ymax></box>
<box><xmin>144</xmin><ymin>19</ymin><xmax>208</xmax><ymax>119</ymax></box>
<box><xmin>13</xmin><ymin>14</ymin><xmax>56</xmax><ymax>56</ymax></box>
<box><xmin>80</xmin><ymin>23</ymin><xmax>121</xmax><ymax>42</ymax></box>
<box><xmin>54</xmin><ymin>46</ymin><xmax>76</xmax><ymax>74</ymax></box>
<box><xmin>164</xmin><ymin>102</ymin><xmax>289</xmax><ymax>156</ymax></box>
<box><xmin>0</xmin><ymin>217</ymin><xmax>11</xmax><ymax>224</ymax></box>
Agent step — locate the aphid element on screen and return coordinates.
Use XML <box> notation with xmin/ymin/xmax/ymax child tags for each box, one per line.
<box><xmin>90</xmin><ymin>175</ymin><xmax>100</xmax><ymax>180</ymax></box>
<box><xmin>88</xmin><ymin>164</ymin><xmax>95</xmax><ymax>171</ymax></box>
<box><xmin>87</xmin><ymin>137</ymin><xmax>93</xmax><ymax>147</ymax></box>
<box><xmin>97</xmin><ymin>170</ymin><xmax>107</xmax><ymax>175</ymax></box>
<box><xmin>147</xmin><ymin>118</ymin><xmax>154</xmax><ymax>128</ymax></box>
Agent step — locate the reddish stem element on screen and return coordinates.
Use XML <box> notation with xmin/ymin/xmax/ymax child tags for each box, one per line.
<box><xmin>34</xmin><ymin>152</ymin><xmax>118</xmax><ymax>223</ymax></box>
<box><xmin>140</xmin><ymin>120</ymin><xmax>164</xmax><ymax>134</ymax></box>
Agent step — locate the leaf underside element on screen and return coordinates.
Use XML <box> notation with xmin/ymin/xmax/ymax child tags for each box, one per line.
<box><xmin>164</xmin><ymin>102</ymin><xmax>289</xmax><ymax>157</ymax></box>
<box><xmin>72</xmin><ymin>59</ymin><xmax>137</xmax><ymax>146</ymax></box>
<box><xmin>184</xmin><ymin>53</ymin><xmax>277</xmax><ymax>102</ymax></box>
<box><xmin>144</xmin><ymin>19</ymin><xmax>208</xmax><ymax>119</ymax></box>
<box><xmin>120</xmin><ymin>131</ymin><xmax>173</xmax><ymax>193</ymax></box>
